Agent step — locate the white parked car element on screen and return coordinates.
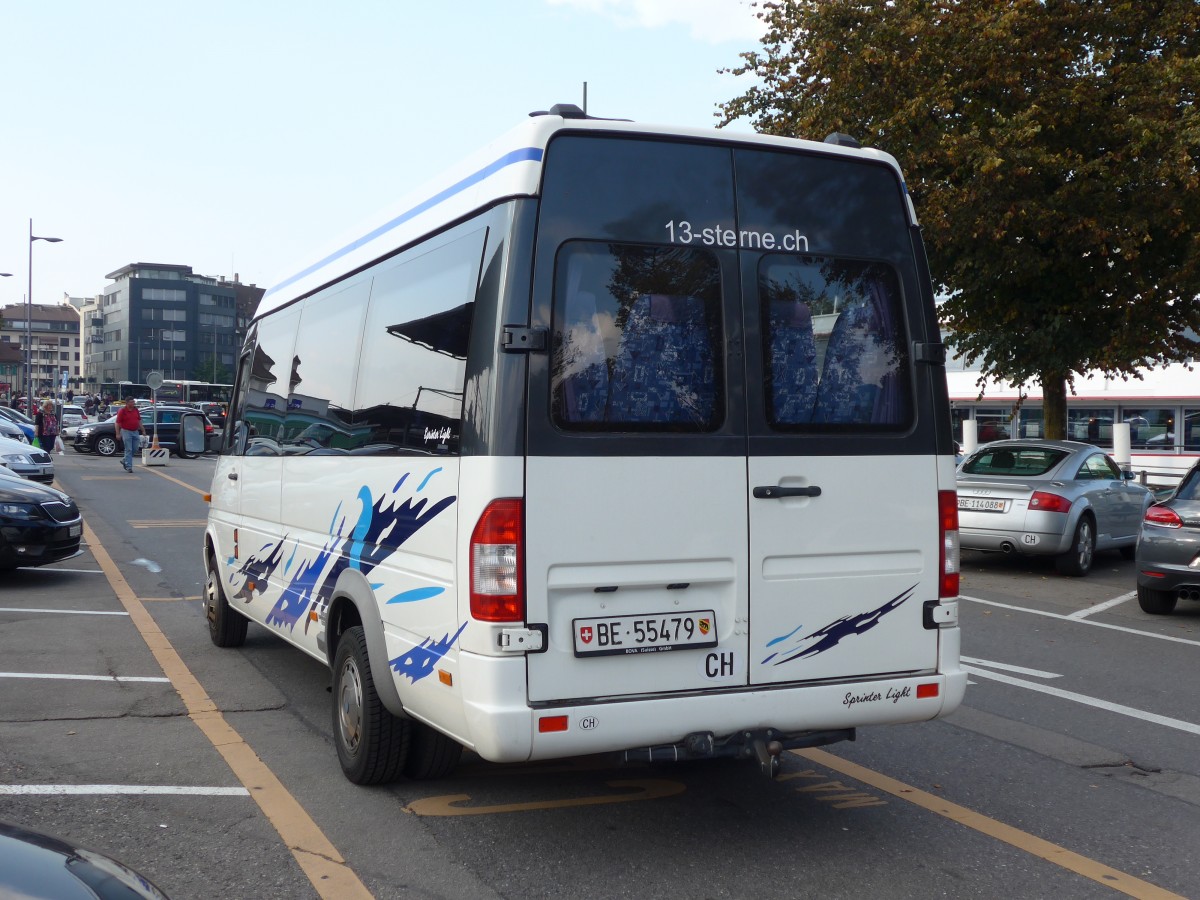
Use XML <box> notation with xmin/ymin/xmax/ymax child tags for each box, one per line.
<box><xmin>59</xmin><ymin>404</ymin><xmax>86</xmax><ymax>428</ymax></box>
<box><xmin>0</xmin><ymin>433</ymin><xmax>55</xmax><ymax>483</ymax></box>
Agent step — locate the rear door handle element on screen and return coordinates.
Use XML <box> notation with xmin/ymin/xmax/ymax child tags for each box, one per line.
<box><xmin>753</xmin><ymin>485</ymin><xmax>821</xmax><ymax>499</ymax></box>
<box><xmin>228</xmin><ymin>472</ymin><xmax>238</xmax><ymax>481</ymax></box>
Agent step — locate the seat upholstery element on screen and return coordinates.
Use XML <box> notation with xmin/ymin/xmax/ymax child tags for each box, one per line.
<box><xmin>607</xmin><ymin>294</ymin><xmax>716</xmax><ymax>426</ymax></box>
<box><xmin>766</xmin><ymin>300</ymin><xmax>818</xmax><ymax>425</ymax></box>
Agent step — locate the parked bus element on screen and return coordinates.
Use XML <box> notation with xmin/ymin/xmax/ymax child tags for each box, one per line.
<box><xmin>947</xmin><ymin>362</ymin><xmax>1200</xmax><ymax>488</ymax></box>
<box><xmin>203</xmin><ymin>104</ymin><xmax>965</xmax><ymax>783</ymax></box>
<box><xmin>100</xmin><ymin>380</ymin><xmax>232</xmax><ymax>406</ymax></box>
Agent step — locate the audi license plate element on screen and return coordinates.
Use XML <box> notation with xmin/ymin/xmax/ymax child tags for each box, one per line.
<box><xmin>68</xmin><ymin>524</ymin><xmax>82</xmax><ymax>537</ymax></box>
<box><xmin>573</xmin><ymin>610</ymin><xmax>717</xmax><ymax>657</ymax></box>
<box><xmin>958</xmin><ymin>497</ymin><xmax>1008</xmax><ymax>512</ymax></box>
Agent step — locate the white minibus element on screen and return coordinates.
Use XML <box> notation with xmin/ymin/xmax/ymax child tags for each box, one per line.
<box><xmin>204</xmin><ymin>104</ymin><xmax>965</xmax><ymax>783</ymax></box>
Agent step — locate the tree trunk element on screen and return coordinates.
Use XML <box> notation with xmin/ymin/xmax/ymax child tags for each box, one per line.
<box><xmin>1041</xmin><ymin>371</ymin><xmax>1069</xmax><ymax>440</ymax></box>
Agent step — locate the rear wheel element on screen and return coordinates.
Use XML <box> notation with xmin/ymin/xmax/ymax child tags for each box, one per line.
<box><xmin>403</xmin><ymin>722</ymin><xmax>463</xmax><ymax>780</ymax></box>
<box><xmin>205</xmin><ymin>552</ymin><xmax>248</xmax><ymax>647</ymax></box>
<box><xmin>332</xmin><ymin>627</ymin><xmax>410</xmax><ymax>784</ymax></box>
<box><xmin>1056</xmin><ymin>515</ymin><xmax>1095</xmax><ymax>577</ymax></box>
<box><xmin>96</xmin><ymin>435</ymin><xmax>118</xmax><ymax>457</ymax></box>
<box><xmin>1137</xmin><ymin>584</ymin><xmax>1178</xmax><ymax>615</ymax></box>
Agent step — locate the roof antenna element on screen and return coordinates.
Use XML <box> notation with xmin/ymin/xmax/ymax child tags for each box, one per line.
<box><xmin>582</xmin><ymin>81</ymin><xmax>587</xmax><ymax>115</ymax></box>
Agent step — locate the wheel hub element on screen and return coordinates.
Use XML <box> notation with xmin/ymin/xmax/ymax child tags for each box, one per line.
<box><xmin>338</xmin><ymin>658</ymin><xmax>364</xmax><ymax>754</ymax></box>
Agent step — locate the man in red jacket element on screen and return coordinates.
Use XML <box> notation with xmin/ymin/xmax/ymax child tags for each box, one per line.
<box><xmin>115</xmin><ymin>397</ymin><xmax>146</xmax><ymax>473</ymax></box>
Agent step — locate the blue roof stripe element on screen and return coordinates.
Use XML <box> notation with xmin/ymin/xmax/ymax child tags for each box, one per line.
<box><xmin>265</xmin><ymin>146</ymin><xmax>545</xmax><ymax>299</ymax></box>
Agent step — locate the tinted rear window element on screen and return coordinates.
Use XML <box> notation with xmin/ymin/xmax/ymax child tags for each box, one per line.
<box><xmin>963</xmin><ymin>446</ymin><xmax>1067</xmax><ymax>476</ymax></box>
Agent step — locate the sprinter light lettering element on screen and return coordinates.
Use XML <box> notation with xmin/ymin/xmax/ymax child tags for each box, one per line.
<box><xmin>664</xmin><ymin>220</ymin><xmax>809</xmax><ymax>252</ymax></box>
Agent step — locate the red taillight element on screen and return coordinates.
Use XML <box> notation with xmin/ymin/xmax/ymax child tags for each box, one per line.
<box><xmin>939</xmin><ymin>491</ymin><xmax>959</xmax><ymax>598</ymax></box>
<box><xmin>1144</xmin><ymin>505</ymin><xmax>1183</xmax><ymax>528</ymax></box>
<box><xmin>1029</xmin><ymin>490</ymin><xmax>1072</xmax><ymax>513</ymax></box>
<box><xmin>470</xmin><ymin>498</ymin><xmax>524</xmax><ymax>622</ymax></box>
<box><xmin>204</xmin><ymin>423</ymin><xmax>214</xmax><ymax>433</ymax></box>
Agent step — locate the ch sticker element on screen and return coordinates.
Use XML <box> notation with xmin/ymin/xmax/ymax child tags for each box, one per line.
<box><xmin>701</xmin><ymin>650</ymin><xmax>738</xmax><ymax>680</ymax></box>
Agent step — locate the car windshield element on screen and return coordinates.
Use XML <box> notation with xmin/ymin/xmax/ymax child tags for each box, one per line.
<box><xmin>962</xmin><ymin>446</ymin><xmax>1068</xmax><ymax>477</ymax></box>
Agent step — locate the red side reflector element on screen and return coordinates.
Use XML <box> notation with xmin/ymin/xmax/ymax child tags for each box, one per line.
<box><xmin>538</xmin><ymin>715</ymin><xmax>569</xmax><ymax>733</ymax></box>
<box><xmin>916</xmin><ymin>683</ymin><xmax>939</xmax><ymax>699</ymax></box>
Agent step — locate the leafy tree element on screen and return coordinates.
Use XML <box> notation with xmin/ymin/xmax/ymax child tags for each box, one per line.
<box><xmin>719</xmin><ymin>0</ymin><xmax>1200</xmax><ymax>437</ymax></box>
<box><xmin>193</xmin><ymin>356</ymin><xmax>233</xmax><ymax>384</ymax></box>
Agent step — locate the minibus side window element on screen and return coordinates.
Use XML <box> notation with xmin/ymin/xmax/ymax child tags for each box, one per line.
<box><xmin>551</xmin><ymin>241</ymin><xmax>723</xmax><ymax>432</ymax></box>
<box><xmin>282</xmin><ymin>279</ymin><xmax>370</xmax><ymax>454</ymax></box>
<box><xmin>239</xmin><ymin>308</ymin><xmax>300</xmax><ymax>456</ymax></box>
<box><xmin>350</xmin><ymin>228</ymin><xmax>485</xmax><ymax>455</ymax></box>
<box><xmin>759</xmin><ymin>256</ymin><xmax>912</xmax><ymax>430</ymax></box>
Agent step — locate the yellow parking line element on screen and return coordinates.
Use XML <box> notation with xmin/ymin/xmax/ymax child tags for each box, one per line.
<box><xmin>142</xmin><ymin>466</ymin><xmax>210</xmax><ymax>497</ymax></box>
<box><xmin>83</xmin><ymin>521</ymin><xmax>372</xmax><ymax>900</ymax></box>
<box><xmin>795</xmin><ymin>748</ymin><xmax>1184</xmax><ymax>899</ymax></box>
<box><xmin>128</xmin><ymin>521</ymin><xmax>207</xmax><ymax>528</ymax></box>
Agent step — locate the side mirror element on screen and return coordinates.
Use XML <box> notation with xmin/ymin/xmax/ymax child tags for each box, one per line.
<box><xmin>181</xmin><ymin>413</ymin><xmax>206</xmax><ymax>455</ymax></box>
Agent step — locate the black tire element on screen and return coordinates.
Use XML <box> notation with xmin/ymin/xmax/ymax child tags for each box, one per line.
<box><xmin>1119</xmin><ymin>544</ymin><xmax>1136</xmax><ymax>560</ymax></box>
<box><xmin>403</xmin><ymin>722</ymin><xmax>463</xmax><ymax>780</ymax></box>
<box><xmin>332</xmin><ymin>627</ymin><xmax>410</xmax><ymax>784</ymax></box>
<box><xmin>205</xmin><ymin>552</ymin><xmax>248</xmax><ymax>647</ymax></box>
<box><xmin>1137</xmin><ymin>584</ymin><xmax>1178</xmax><ymax>615</ymax></box>
<box><xmin>95</xmin><ymin>435</ymin><xmax>118</xmax><ymax>457</ymax></box>
<box><xmin>1056</xmin><ymin>515</ymin><xmax>1095</xmax><ymax>576</ymax></box>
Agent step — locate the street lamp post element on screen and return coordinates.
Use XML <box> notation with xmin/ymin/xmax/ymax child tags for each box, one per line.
<box><xmin>28</xmin><ymin>219</ymin><xmax>63</xmax><ymax>402</ymax></box>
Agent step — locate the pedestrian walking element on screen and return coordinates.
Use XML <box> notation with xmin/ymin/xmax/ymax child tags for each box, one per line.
<box><xmin>34</xmin><ymin>400</ymin><xmax>59</xmax><ymax>453</ymax></box>
<box><xmin>115</xmin><ymin>397</ymin><xmax>146</xmax><ymax>473</ymax></box>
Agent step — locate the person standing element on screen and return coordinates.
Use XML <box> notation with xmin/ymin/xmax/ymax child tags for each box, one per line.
<box><xmin>34</xmin><ymin>399</ymin><xmax>59</xmax><ymax>452</ymax></box>
<box><xmin>115</xmin><ymin>397</ymin><xmax>146</xmax><ymax>473</ymax></box>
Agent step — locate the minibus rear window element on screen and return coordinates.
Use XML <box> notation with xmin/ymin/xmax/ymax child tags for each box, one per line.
<box><xmin>551</xmin><ymin>241</ymin><xmax>724</xmax><ymax>432</ymax></box>
<box><xmin>759</xmin><ymin>256</ymin><xmax>912</xmax><ymax>430</ymax></box>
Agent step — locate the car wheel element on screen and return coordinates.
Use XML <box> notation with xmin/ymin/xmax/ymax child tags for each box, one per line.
<box><xmin>1137</xmin><ymin>584</ymin><xmax>1178</xmax><ymax>615</ymax></box>
<box><xmin>1056</xmin><ymin>515</ymin><xmax>1095</xmax><ymax>576</ymax></box>
<box><xmin>403</xmin><ymin>721</ymin><xmax>463</xmax><ymax>780</ymax></box>
<box><xmin>332</xmin><ymin>626</ymin><xmax>410</xmax><ymax>784</ymax></box>
<box><xmin>205</xmin><ymin>552</ymin><xmax>248</xmax><ymax>647</ymax></box>
<box><xmin>95</xmin><ymin>435</ymin><xmax>118</xmax><ymax>457</ymax></box>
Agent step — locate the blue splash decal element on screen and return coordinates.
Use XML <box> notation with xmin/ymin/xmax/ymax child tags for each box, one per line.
<box><xmin>284</xmin><ymin>541</ymin><xmax>298</xmax><ymax>575</ymax></box>
<box><xmin>762</xmin><ymin>586</ymin><xmax>915</xmax><ymax>666</ymax></box>
<box><xmin>288</xmin><ymin>471</ymin><xmax>457</xmax><ymax>635</ymax></box>
<box><xmin>231</xmin><ymin>539</ymin><xmax>287</xmax><ymax>602</ymax></box>
<box><xmin>390</xmin><ymin>622</ymin><xmax>467</xmax><ymax>683</ymax></box>
<box><xmin>416</xmin><ymin>468</ymin><xmax>442</xmax><ymax>492</ymax></box>
<box><xmin>386</xmin><ymin>586</ymin><xmax>446</xmax><ymax>604</ymax></box>
<box><xmin>765</xmin><ymin>623</ymin><xmax>805</xmax><ymax>648</ymax></box>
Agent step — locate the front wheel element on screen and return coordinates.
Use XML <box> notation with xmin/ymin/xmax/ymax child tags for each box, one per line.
<box><xmin>95</xmin><ymin>435</ymin><xmax>118</xmax><ymax>457</ymax></box>
<box><xmin>205</xmin><ymin>553</ymin><xmax>248</xmax><ymax>647</ymax></box>
<box><xmin>1056</xmin><ymin>516</ymin><xmax>1095</xmax><ymax>577</ymax></box>
<box><xmin>332</xmin><ymin>627</ymin><xmax>410</xmax><ymax>784</ymax></box>
<box><xmin>1137</xmin><ymin>584</ymin><xmax>1178</xmax><ymax>615</ymax></box>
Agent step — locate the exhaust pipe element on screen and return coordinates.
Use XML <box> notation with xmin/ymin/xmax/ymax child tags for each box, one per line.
<box><xmin>1178</xmin><ymin>589</ymin><xmax>1200</xmax><ymax>602</ymax></box>
<box><xmin>1000</xmin><ymin>541</ymin><xmax>1016</xmax><ymax>554</ymax></box>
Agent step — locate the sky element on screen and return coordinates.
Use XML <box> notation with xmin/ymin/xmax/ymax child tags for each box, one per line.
<box><xmin>1</xmin><ymin>0</ymin><xmax>766</xmax><ymax>304</ymax></box>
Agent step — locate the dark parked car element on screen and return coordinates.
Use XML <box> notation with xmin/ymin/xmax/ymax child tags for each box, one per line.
<box><xmin>0</xmin><ymin>819</ymin><xmax>169</xmax><ymax>899</ymax></box>
<box><xmin>73</xmin><ymin>405</ymin><xmax>214</xmax><ymax>458</ymax></box>
<box><xmin>1135</xmin><ymin>461</ymin><xmax>1200</xmax><ymax>614</ymax></box>
<box><xmin>191</xmin><ymin>401</ymin><xmax>227</xmax><ymax>428</ymax></box>
<box><xmin>0</xmin><ymin>466</ymin><xmax>81</xmax><ymax>569</ymax></box>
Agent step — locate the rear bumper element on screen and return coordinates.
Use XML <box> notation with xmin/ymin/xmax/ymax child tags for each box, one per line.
<box><xmin>455</xmin><ymin>650</ymin><xmax>967</xmax><ymax>763</ymax></box>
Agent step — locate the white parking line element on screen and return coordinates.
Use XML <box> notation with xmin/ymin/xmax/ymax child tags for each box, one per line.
<box><xmin>1067</xmin><ymin>591</ymin><xmax>1137</xmax><ymax>619</ymax></box>
<box><xmin>0</xmin><ymin>608</ymin><xmax>129</xmax><ymax>616</ymax></box>
<box><xmin>0</xmin><ymin>672</ymin><xmax>170</xmax><ymax>683</ymax></box>
<box><xmin>961</xmin><ymin>595</ymin><xmax>1200</xmax><ymax>647</ymax></box>
<box><xmin>0</xmin><ymin>785</ymin><xmax>249</xmax><ymax>796</ymax></box>
<box><xmin>20</xmin><ymin>567</ymin><xmax>104</xmax><ymax>575</ymax></box>
<box><xmin>962</xmin><ymin>665</ymin><xmax>1200</xmax><ymax>737</ymax></box>
<box><xmin>959</xmin><ymin>656</ymin><xmax>1061</xmax><ymax>678</ymax></box>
